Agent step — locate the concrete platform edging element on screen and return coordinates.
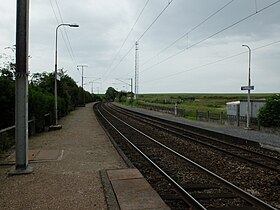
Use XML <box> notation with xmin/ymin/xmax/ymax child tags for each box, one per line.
<box><xmin>93</xmin><ymin>104</ymin><xmax>135</xmax><ymax>168</ymax></box>
<box><xmin>102</xmin><ymin>168</ymin><xmax>170</xmax><ymax>210</ymax></box>
<box><xmin>100</xmin><ymin>170</ymin><xmax>120</xmax><ymax>210</ymax></box>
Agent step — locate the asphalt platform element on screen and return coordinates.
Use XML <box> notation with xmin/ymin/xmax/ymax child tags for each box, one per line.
<box><xmin>0</xmin><ymin>103</ymin><xmax>169</xmax><ymax>210</ymax></box>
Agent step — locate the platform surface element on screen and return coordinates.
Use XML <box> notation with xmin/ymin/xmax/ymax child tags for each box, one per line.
<box><xmin>0</xmin><ymin>103</ymin><xmax>126</xmax><ymax>210</ymax></box>
<box><xmin>107</xmin><ymin>168</ymin><xmax>170</xmax><ymax>210</ymax></box>
<box><xmin>4</xmin><ymin>149</ymin><xmax>63</xmax><ymax>163</ymax></box>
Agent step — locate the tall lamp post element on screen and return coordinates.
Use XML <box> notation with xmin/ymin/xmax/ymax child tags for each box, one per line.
<box><xmin>242</xmin><ymin>44</ymin><xmax>252</xmax><ymax>129</ymax></box>
<box><xmin>54</xmin><ymin>23</ymin><xmax>79</xmax><ymax>127</ymax></box>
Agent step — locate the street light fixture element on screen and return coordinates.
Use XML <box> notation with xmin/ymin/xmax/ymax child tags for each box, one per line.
<box><xmin>242</xmin><ymin>44</ymin><xmax>252</xmax><ymax>129</ymax></box>
<box><xmin>54</xmin><ymin>23</ymin><xmax>79</xmax><ymax>127</ymax></box>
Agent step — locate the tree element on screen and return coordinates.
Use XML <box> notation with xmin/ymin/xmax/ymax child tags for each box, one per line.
<box><xmin>0</xmin><ymin>75</ymin><xmax>15</xmax><ymax>128</ymax></box>
<box><xmin>105</xmin><ymin>87</ymin><xmax>118</xmax><ymax>102</ymax></box>
<box><xmin>1</xmin><ymin>65</ymin><xmax>99</xmax><ymax>130</ymax></box>
<box><xmin>258</xmin><ymin>94</ymin><xmax>280</xmax><ymax>127</ymax></box>
<box><xmin>0</xmin><ymin>62</ymin><xmax>15</xmax><ymax>129</ymax></box>
<box><xmin>117</xmin><ymin>91</ymin><xmax>128</xmax><ymax>102</ymax></box>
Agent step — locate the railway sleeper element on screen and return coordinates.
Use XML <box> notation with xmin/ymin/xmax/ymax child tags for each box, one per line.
<box><xmin>183</xmin><ymin>183</ymin><xmax>219</xmax><ymax>191</ymax></box>
<box><xmin>192</xmin><ymin>192</ymin><xmax>236</xmax><ymax>199</ymax></box>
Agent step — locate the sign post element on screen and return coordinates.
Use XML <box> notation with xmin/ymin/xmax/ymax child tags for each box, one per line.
<box><xmin>242</xmin><ymin>44</ymin><xmax>252</xmax><ymax>129</ymax></box>
<box><xmin>241</xmin><ymin>86</ymin><xmax>254</xmax><ymax>91</ymax></box>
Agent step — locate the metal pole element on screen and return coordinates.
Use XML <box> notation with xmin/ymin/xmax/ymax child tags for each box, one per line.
<box><xmin>77</xmin><ymin>65</ymin><xmax>87</xmax><ymax>106</ymax></box>
<box><xmin>82</xmin><ymin>67</ymin><xmax>85</xmax><ymax>105</ymax></box>
<box><xmin>242</xmin><ymin>45</ymin><xmax>251</xmax><ymax>129</ymax></box>
<box><xmin>134</xmin><ymin>42</ymin><xmax>139</xmax><ymax>100</ymax></box>
<box><xmin>10</xmin><ymin>0</ymin><xmax>33</xmax><ymax>175</ymax></box>
<box><xmin>90</xmin><ymin>82</ymin><xmax>93</xmax><ymax>94</ymax></box>
<box><xmin>131</xmin><ymin>78</ymin><xmax>133</xmax><ymax>94</ymax></box>
<box><xmin>54</xmin><ymin>24</ymin><xmax>79</xmax><ymax>126</ymax></box>
<box><xmin>131</xmin><ymin>78</ymin><xmax>133</xmax><ymax>102</ymax></box>
<box><xmin>54</xmin><ymin>25</ymin><xmax>59</xmax><ymax>125</ymax></box>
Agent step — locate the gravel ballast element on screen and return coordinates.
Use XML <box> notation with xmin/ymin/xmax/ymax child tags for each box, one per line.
<box><xmin>118</xmin><ymin>104</ymin><xmax>280</xmax><ymax>149</ymax></box>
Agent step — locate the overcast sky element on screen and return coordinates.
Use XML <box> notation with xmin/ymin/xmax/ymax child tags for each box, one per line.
<box><xmin>0</xmin><ymin>0</ymin><xmax>279</xmax><ymax>94</ymax></box>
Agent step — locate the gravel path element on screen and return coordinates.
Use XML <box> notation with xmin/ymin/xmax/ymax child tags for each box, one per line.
<box><xmin>0</xmin><ymin>103</ymin><xmax>126</xmax><ymax>210</ymax></box>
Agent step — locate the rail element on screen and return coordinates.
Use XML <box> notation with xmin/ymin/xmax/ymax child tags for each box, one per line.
<box><xmin>98</xmin><ymin>103</ymin><xmax>278</xmax><ymax>210</ymax></box>
<box><xmin>112</xmin><ymin>104</ymin><xmax>280</xmax><ymax>172</ymax></box>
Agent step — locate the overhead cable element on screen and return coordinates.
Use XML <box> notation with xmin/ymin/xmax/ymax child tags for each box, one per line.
<box><xmin>54</xmin><ymin>0</ymin><xmax>77</xmax><ymax>63</ymax></box>
<box><xmin>49</xmin><ymin>0</ymin><xmax>76</xmax><ymax>64</ymax></box>
<box><xmin>140</xmin><ymin>0</ymin><xmax>280</xmax><ymax>74</ymax></box>
<box><xmin>103</xmin><ymin>0</ymin><xmax>174</xmax><ymax>80</ymax></box>
<box><xmin>137</xmin><ymin>0</ymin><xmax>174</xmax><ymax>42</ymax></box>
<box><xmin>141</xmin><ymin>0</ymin><xmax>235</xmax><ymax>67</ymax></box>
<box><xmin>102</xmin><ymin>0</ymin><xmax>150</xmax><ymax>79</ymax></box>
<box><xmin>142</xmin><ymin>40</ymin><xmax>280</xmax><ymax>84</ymax></box>
<box><xmin>102</xmin><ymin>45</ymin><xmax>135</xmax><ymax>81</ymax></box>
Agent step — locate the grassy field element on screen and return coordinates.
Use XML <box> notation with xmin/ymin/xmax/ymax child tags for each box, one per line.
<box><xmin>133</xmin><ymin>93</ymin><xmax>275</xmax><ymax>120</ymax></box>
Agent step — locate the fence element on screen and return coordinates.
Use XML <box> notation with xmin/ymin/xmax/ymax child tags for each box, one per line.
<box><xmin>137</xmin><ymin>103</ymin><xmax>185</xmax><ymax>117</ymax></box>
<box><xmin>0</xmin><ymin>113</ymin><xmax>51</xmax><ymax>152</ymax></box>
<box><xmin>134</xmin><ymin>103</ymin><xmax>263</xmax><ymax>127</ymax></box>
<box><xmin>195</xmin><ymin>110</ymin><xmax>227</xmax><ymax>124</ymax></box>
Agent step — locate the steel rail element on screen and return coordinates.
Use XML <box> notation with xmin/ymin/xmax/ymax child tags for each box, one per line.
<box><xmin>110</xmin><ymin>103</ymin><xmax>280</xmax><ymax>172</ymax></box>
<box><xmin>111</xmin><ymin>103</ymin><xmax>278</xmax><ymax>161</ymax></box>
<box><xmin>100</xmin><ymin>103</ymin><xmax>278</xmax><ymax>210</ymax></box>
<box><xmin>96</xmin><ymin>104</ymin><xmax>207</xmax><ymax>210</ymax></box>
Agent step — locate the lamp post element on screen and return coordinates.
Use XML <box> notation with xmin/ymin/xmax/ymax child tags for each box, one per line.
<box><xmin>242</xmin><ymin>44</ymin><xmax>251</xmax><ymax>129</ymax></box>
<box><xmin>54</xmin><ymin>23</ymin><xmax>79</xmax><ymax>126</ymax></box>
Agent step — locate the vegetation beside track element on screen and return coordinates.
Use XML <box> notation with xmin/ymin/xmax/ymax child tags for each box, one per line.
<box><xmin>0</xmin><ymin>57</ymin><xmax>101</xmax><ymax>153</ymax></box>
<box><xmin>119</xmin><ymin>93</ymin><xmax>275</xmax><ymax>120</ymax></box>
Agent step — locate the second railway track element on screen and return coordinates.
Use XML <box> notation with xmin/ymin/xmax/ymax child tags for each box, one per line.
<box><xmin>94</xmin><ymin>102</ymin><xmax>280</xmax><ymax>210</ymax></box>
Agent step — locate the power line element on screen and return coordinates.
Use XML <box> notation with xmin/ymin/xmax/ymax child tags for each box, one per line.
<box><xmin>137</xmin><ymin>0</ymin><xmax>174</xmax><ymax>42</ymax></box>
<box><xmin>54</xmin><ymin>0</ymin><xmax>77</xmax><ymax>63</ymax></box>
<box><xmin>142</xmin><ymin>40</ymin><xmax>280</xmax><ymax>84</ymax></box>
<box><xmin>140</xmin><ymin>0</ymin><xmax>280</xmax><ymax>74</ymax></box>
<box><xmin>141</xmin><ymin>0</ymin><xmax>235</xmax><ymax>67</ymax></box>
<box><xmin>102</xmin><ymin>0</ymin><xmax>175</xmax><ymax>81</ymax></box>
<box><xmin>102</xmin><ymin>0</ymin><xmax>150</xmax><ymax>79</ymax></box>
<box><xmin>49</xmin><ymin>0</ymin><xmax>59</xmax><ymax>23</ymax></box>
<box><xmin>102</xmin><ymin>44</ymin><xmax>134</xmax><ymax>81</ymax></box>
<box><xmin>49</xmin><ymin>0</ymin><xmax>76</xmax><ymax>64</ymax></box>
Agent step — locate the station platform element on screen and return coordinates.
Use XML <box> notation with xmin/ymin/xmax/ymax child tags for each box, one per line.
<box><xmin>117</xmin><ymin>104</ymin><xmax>280</xmax><ymax>151</ymax></box>
<box><xmin>101</xmin><ymin>168</ymin><xmax>170</xmax><ymax>210</ymax></box>
<box><xmin>0</xmin><ymin>103</ymin><xmax>169</xmax><ymax>210</ymax></box>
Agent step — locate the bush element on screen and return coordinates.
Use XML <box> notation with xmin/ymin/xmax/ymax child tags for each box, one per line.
<box><xmin>0</xmin><ymin>132</ymin><xmax>15</xmax><ymax>153</ymax></box>
<box><xmin>258</xmin><ymin>94</ymin><xmax>280</xmax><ymax>127</ymax></box>
<box><xmin>29</xmin><ymin>88</ymin><xmax>54</xmax><ymax>131</ymax></box>
<box><xmin>0</xmin><ymin>77</ymin><xmax>15</xmax><ymax>129</ymax></box>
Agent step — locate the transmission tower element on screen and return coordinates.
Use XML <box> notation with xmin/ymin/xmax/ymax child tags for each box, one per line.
<box><xmin>134</xmin><ymin>41</ymin><xmax>139</xmax><ymax>100</ymax></box>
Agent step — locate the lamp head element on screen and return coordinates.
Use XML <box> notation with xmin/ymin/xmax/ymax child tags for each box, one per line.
<box><xmin>69</xmin><ymin>24</ymin><xmax>79</xmax><ymax>27</ymax></box>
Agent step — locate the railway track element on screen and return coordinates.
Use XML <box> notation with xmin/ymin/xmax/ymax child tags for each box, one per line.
<box><xmin>109</xmin><ymin>103</ymin><xmax>280</xmax><ymax>173</ymax></box>
<box><xmin>94</xmin><ymin>103</ymin><xmax>279</xmax><ymax>210</ymax></box>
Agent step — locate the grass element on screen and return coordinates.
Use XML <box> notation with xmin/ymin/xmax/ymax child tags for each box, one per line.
<box><xmin>125</xmin><ymin>93</ymin><xmax>276</xmax><ymax>120</ymax></box>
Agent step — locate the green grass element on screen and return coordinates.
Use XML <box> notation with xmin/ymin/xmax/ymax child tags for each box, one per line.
<box><xmin>130</xmin><ymin>93</ymin><xmax>276</xmax><ymax>120</ymax></box>
<box><xmin>138</xmin><ymin>93</ymin><xmax>273</xmax><ymax>101</ymax></box>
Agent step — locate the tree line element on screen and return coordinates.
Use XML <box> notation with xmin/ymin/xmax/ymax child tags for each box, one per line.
<box><xmin>0</xmin><ymin>60</ymin><xmax>101</xmax><ymax>131</ymax></box>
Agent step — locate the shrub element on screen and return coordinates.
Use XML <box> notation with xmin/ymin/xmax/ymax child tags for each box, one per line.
<box><xmin>29</xmin><ymin>88</ymin><xmax>54</xmax><ymax>131</ymax></box>
<box><xmin>0</xmin><ymin>77</ymin><xmax>15</xmax><ymax>129</ymax></box>
<box><xmin>258</xmin><ymin>94</ymin><xmax>280</xmax><ymax>127</ymax></box>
